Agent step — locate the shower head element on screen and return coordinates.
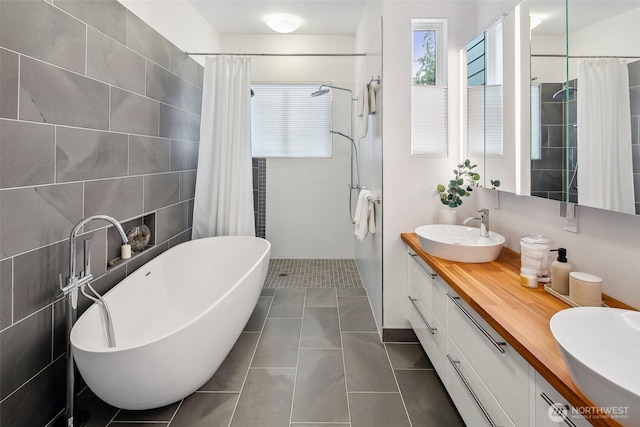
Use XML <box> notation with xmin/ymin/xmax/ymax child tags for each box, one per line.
<box><xmin>311</xmin><ymin>88</ymin><xmax>330</xmax><ymax>97</ymax></box>
<box><xmin>552</xmin><ymin>85</ymin><xmax>577</xmax><ymax>101</ymax></box>
<box><xmin>330</xmin><ymin>130</ymin><xmax>354</xmax><ymax>142</ymax></box>
<box><xmin>310</xmin><ymin>84</ymin><xmax>354</xmax><ymax>98</ymax></box>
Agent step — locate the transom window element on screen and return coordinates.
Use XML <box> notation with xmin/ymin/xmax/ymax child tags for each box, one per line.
<box><xmin>411</xmin><ymin>18</ymin><xmax>448</xmax><ymax>157</ymax></box>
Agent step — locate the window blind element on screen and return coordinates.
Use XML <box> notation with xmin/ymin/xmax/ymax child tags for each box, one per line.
<box><xmin>411</xmin><ymin>85</ymin><xmax>448</xmax><ymax>156</ymax></box>
<box><xmin>251</xmin><ymin>83</ymin><xmax>332</xmax><ymax>158</ymax></box>
<box><xmin>530</xmin><ymin>84</ymin><xmax>542</xmax><ymax>160</ymax></box>
<box><xmin>485</xmin><ymin>84</ymin><xmax>503</xmax><ymax>157</ymax></box>
<box><xmin>467</xmin><ymin>85</ymin><xmax>503</xmax><ymax>158</ymax></box>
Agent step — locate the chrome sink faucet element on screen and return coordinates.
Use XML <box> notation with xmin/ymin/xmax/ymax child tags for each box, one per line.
<box><xmin>463</xmin><ymin>209</ymin><xmax>490</xmax><ymax>238</ymax></box>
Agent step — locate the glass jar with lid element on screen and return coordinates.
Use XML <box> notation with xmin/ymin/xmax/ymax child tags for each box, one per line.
<box><xmin>520</xmin><ymin>234</ymin><xmax>555</xmax><ymax>280</ymax></box>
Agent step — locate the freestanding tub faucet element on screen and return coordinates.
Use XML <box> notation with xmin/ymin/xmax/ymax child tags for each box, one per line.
<box><xmin>463</xmin><ymin>209</ymin><xmax>490</xmax><ymax>238</ymax></box>
<box><xmin>60</xmin><ymin>215</ymin><xmax>128</xmax><ymax>427</ymax></box>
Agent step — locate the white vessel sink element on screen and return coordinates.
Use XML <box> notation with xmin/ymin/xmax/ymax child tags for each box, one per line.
<box><xmin>415</xmin><ymin>224</ymin><xmax>505</xmax><ymax>263</ymax></box>
<box><xmin>550</xmin><ymin>307</ymin><xmax>640</xmax><ymax>426</ymax></box>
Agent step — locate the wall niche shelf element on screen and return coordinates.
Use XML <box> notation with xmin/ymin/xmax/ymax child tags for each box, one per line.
<box><xmin>106</xmin><ymin>213</ymin><xmax>156</xmax><ymax>270</ymax></box>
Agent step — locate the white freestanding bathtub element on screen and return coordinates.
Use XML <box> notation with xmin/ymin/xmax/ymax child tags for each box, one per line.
<box><xmin>70</xmin><ymin>236</ymin><xmax>270</xmax><ymax>410</ymax></box>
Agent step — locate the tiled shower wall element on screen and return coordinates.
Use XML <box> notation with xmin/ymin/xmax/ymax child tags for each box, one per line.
<box><xmin>532</xmin><ymin>60</ymin><xmax>640</xmax><ymax>211</ymax></box>
<box><xmin>0</xmin><ymin>1</ymin><xmax>203</xmax><ymax>426</ymax></box>
<box><xmin>530</xmin><ymin>81</ymin><xmax>576</xmax><ymax>202</ymax></box>
<box><xmin>252</xmin><ymin>157</ymin><xmax>266</xmax><ymax>239</ymax></box>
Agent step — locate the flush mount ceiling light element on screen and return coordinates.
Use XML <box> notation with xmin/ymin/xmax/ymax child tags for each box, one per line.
<box><xmin>266</xmin><ymin>14</ymin><xmax>302</xmax><ymax>33</ymax></box>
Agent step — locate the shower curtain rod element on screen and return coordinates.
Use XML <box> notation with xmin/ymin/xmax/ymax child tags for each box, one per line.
<box><xmin>531</xmin><ymin>54</ymin><xmax>640</xmax><ymax>59</ymax></box>
<box><xmin>185</xmin><ymin>52</ymin><xmax>367</xmax><ymax>57</ymax></box>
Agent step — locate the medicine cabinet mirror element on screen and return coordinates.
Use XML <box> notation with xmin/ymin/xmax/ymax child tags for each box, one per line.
<box><xmin>528</xmin><ymin>0</ymin><xmax>640</xmax><ymax>215</ymax></box>
<box><xmin>464</xmin><ymin>0</ymin><xmax>639</xmax><ymax>215</ymax></box>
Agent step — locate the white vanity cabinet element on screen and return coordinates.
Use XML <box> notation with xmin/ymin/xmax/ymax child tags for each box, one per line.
<box><xmin>407</xmin><ymin>251</ymin><xmax>525</xmax><ymax>426</ymax></box>
<box><xmin>447</xmin><ymin>288</ymin><xmax>531</xmax><ymax>427</ymax></box>
<box><xmin>407</xmin><ymin>252</ymin><xmax>448</xmax><ymax>379</ymax></box>
<box><xmin>447</xmin><ymin>336</ymin><xmax>516</xmax><ymax>426</ymax></box>
<box><xmin>535</xmin><ymin>373</ymin><xmax>591</xmax><ymax>427</ymax></box>
<box><xmin>404</xmin><ymin>241</ymin><xmax>616</xmax><ymax>427</ymax></box>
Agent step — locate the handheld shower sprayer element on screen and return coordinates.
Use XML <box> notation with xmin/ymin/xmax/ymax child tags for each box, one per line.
<box><xmin>330</xmin><ymin>130</ymin><xmax>361</xmax><ymax>223</ymax></box>
<box><xmin>329</xmin><ymin>130</ymin><xmax>353</xmax><ymax>142</ymax></box>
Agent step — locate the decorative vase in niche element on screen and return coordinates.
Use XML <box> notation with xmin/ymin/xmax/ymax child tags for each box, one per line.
<box><xmin>126</xmin><ymin>225</ymin><xmax>151</xmax><ymax>252</ymax></box>
<box><xmin>438</xmin><ymin>207</ymin><xmax>457</xmax><ymax>225</ymax></box>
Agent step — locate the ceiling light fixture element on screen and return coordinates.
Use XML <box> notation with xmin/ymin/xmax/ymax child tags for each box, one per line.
<box><xmin>266</xmin><ymin>14</ymin><xmax>302</xmax><ymax>33</ymax></box>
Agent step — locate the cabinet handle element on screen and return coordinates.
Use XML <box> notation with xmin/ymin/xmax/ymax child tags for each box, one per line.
<box><xmin>408</xmin><ymin>296</ymin><xmax>437</xmax><ymax>335</ymax></box>
<box><xmin>410</xmin><ymin>253</ymin><xmax>437</xmax><ymax>279</ymax></box>
<box><xmin>447</xmin><ymin>354</ymin><xmax>502</xmax><ymax>427</ymax></box>
<box><xmin>447</xmin><ymin>293</ymin><xmax>507</xmax><ymax>354</ymax></box>
<box><xmin>540</xmin><ymin>392</ymin><xmax>578</xmax><ymax>427</ymax></box>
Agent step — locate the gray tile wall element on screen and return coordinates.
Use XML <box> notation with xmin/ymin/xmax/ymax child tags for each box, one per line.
<box><xmin>530</xmin><ymin>81</ymin><xmax>574</xmax><ymax>202</ymax></box>
<box><xmin>533</xmin><ymin>62</ymin><xmax>640</xmax><ymax>212</ymax></box>
<box><xmin>0</xmin><ymin>2</ymin><xmax>203</xmax><ymax>426</ymax></box>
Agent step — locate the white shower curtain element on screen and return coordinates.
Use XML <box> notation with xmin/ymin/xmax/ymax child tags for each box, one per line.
<box><xmin>192</xmin><ymin>56</ymin><xmax>256</xmax><ymax>238</ymax></box>
<box><xmin>577</xmin><ymin>59</ymin><xmax>634</xmax><ymax>214</ymax></box>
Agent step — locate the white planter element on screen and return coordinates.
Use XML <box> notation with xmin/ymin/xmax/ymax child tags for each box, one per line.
<box><xmin>438</xmin><ymin>207</ymin><xmax>457</xmax><ymax>225</ymax></box>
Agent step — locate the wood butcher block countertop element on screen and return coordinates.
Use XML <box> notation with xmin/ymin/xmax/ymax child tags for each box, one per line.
<box><xmin>401</xmin><ymin>232</ymin><xmax>635</xmax><ymax>427</ymax></box>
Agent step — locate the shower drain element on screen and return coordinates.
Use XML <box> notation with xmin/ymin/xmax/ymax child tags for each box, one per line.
<box><xmin>278</xmin><ymin>273</ymin><xmax>288</xmax><ymax>277</ymax></box>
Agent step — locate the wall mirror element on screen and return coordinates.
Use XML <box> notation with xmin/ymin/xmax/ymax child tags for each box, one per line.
<box><xmin>528</xmin><ymin>0</ymin><xmax>640</xmax><ymax>215</ymax></box>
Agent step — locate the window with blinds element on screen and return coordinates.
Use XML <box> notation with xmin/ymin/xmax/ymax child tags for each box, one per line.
<box><xmin>411</xmin><ymin>19</ymin><xmax>448</xmax><ymax>157</ymax></box>
<box><xmin>465</xmin><ymin>22</ymin><xmax>503</xmax><ymax>159</ymax></box>
<box><xmin>530</xmin><ymin>84</ymin><xmax>542</xmax><ymax>160</ymax></box>
<box><xmin>250</xmin><ymin>83</ymin><xmax>332</xmax><ymax>158</ymax></box>
<box><xmin>468</xmin><ymin>85</ymin><xmax>504</xmax><ymax>157</ymax></box>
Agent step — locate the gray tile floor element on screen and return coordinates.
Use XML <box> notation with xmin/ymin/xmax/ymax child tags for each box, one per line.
<box><xmin>71</xmin><ymin>263</ymin><xmax>464</xmax><ymax>427</ymax></box>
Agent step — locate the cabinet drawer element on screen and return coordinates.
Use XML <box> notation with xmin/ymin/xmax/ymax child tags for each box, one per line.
<box><xmin>447</xmin><ymin>337</ymin><xmax>516</xmax><ymax>427</ymax></box>
<box><xmin>534</xmin><ymin>374</ymin><xmax>591</xmax><ymax>427</ymax></box>
<box><xmin>408</xmin><ymin>287</ymin><xmax>447</xmax><ymax>379</ymax></box>
<box><xmin>408</xmin><ymin>252</ymin><xmax>447</xmax><ymax>326</ymax></box>
<box><xmin>408</xmin><ymin>252</ymin><xmax>436</xmax><ymax>305</ymax></box>
<box><xmin>447</xmin><ymin>290</ymin><xmax>530</xmax><ymax>427</ymax></box>
<box><xmin>432</xmin><ymin>275</ymin><xmax>448</xmax><ymax>326</ymax></box>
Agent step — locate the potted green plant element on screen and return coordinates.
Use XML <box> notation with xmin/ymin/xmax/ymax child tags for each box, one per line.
<box><xmin>437</xmin><ymin>159</ymin><xmax>480</xmax><ymax>208</ymax></box>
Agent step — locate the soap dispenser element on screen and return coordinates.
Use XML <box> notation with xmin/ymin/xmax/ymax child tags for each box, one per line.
<box><xmin>550</xmin><ymin>248</ymin><xmax>572</xmax><ymax>295</ymax></box>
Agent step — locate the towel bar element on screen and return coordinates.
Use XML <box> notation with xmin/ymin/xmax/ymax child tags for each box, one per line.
<box><xmin>367</xmin><ymin>195</ymin><xmax>382</xmax><ymax>204</ymax></box>
<box><xmin>359</xmin><ymin>186</ymin><xmax>381</xmax><ymax>204</ymax></box>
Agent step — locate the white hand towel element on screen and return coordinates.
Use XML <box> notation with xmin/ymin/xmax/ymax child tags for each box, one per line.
<box><xmin>367</xmin><ymin>199</ymin><xmax>376</xmax><ymax>234</ymax></box>
<box><xmin>354</xmin><ymin>189</ymin><xmax>371</xmax><ymax>241</ymax></box>
<box><xmin>368</xmin><ymin>82</ymin><xmax>377</xmax><ymax>114</ymax></box>
<box><xmin>359</xmin><ymin>85</ymin><xmax>369</xmax><ymax>138</ymax></box>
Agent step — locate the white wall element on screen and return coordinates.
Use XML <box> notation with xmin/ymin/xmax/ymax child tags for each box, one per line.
<box><xmin>222</xmin><ymin>35</ymin><xmax>357</xmax><ymax>259</ymax></box>
<box><xmin>567</xmin><ymin>7</ymin><xmax>640</xmax><ymax>80</ymax></box>
<box><xmin>475</xmin><ymin>0</ymin><xmax>521</xmax><ymax>32</ymax></box>
<box><xmin>490</xmin><ymin>191</ymin><xmax>640</xmax><ymax>309</ymax></box>
<box><xmin>381</xmin><ymin>1</ymin><xmax>480</xmax><ymax>329</ymax></box>
<box><xmin>354</xmin><ymin>0</ymin><xmax>383</xmax><ymax>331</ymax></box>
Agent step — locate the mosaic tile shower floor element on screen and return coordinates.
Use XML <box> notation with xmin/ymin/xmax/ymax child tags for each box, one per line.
<box><xmin>264</xmin><ymin>259</ymin><xmax>363</xmax><ymax>288</ymax></box>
